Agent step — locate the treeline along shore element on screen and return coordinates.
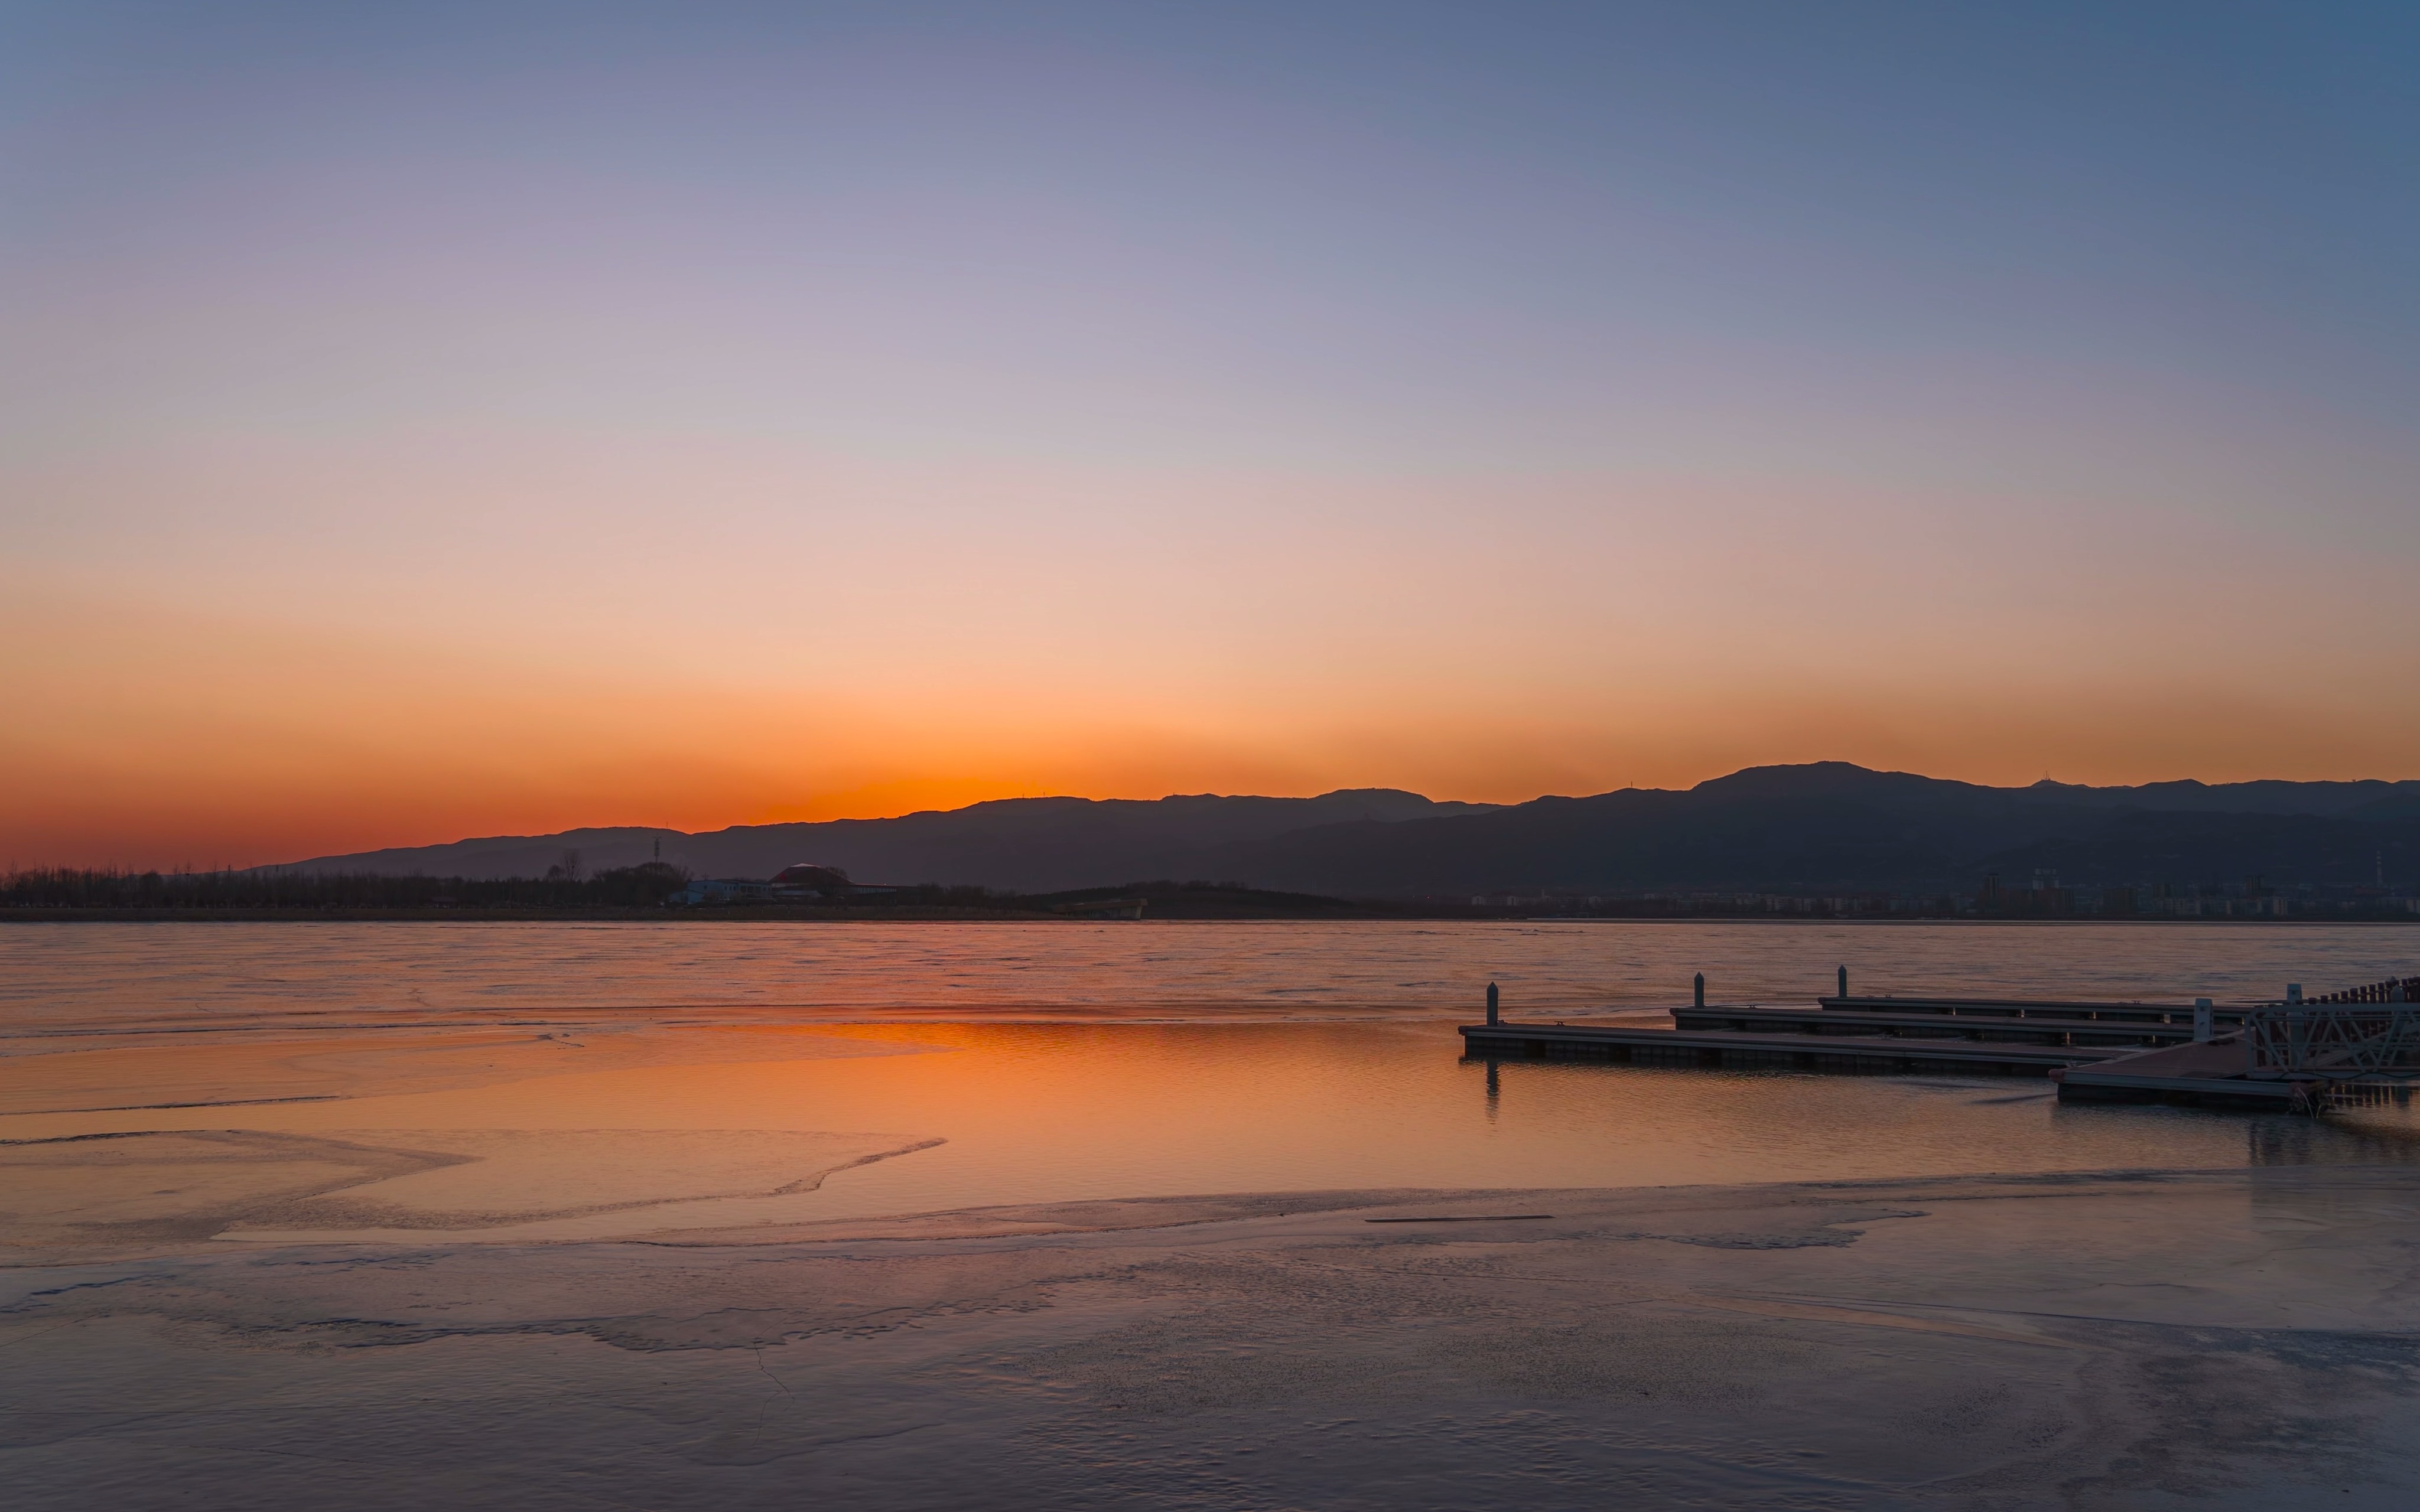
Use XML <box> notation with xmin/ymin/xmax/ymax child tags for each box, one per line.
<box><xmin>0</xmin><ymin>868</ymin><xmax>1442</xmax><ymax>921</ymax></box>
<box><xmin>4</xmin><ymin>862</ymin><xmax>706</xmax><ymax>914</ymax></box>
<box><xmin>5</xmin><ymin>866</ymin><xmax>2415</xmax><ymax>923</ymax></box>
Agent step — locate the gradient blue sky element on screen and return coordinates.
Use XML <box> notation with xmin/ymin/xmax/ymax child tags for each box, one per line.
<box><xmin>5</xmin><ymin>2</ymin><xmax>2417</xmax><ymax>864</ymax></box>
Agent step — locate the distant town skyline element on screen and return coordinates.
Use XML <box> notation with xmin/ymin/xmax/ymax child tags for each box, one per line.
<box><xmin>6</xmin><ymin>2</ymin><xmax>2417</xmax><ymax>868</ymax></box>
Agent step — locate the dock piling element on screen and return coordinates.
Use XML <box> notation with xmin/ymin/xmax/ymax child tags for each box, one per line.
<box><xmin>2194</xmin><ymin>997</ymin><xmax>2213</xmax><ymax>1042</ymax></box>
<box><xmin>1694</xmin><ymin>972</ymin><xmax>1705</xmax><ymax>1009</ymax></box>
<box><xmin>1837</xmin><ymin>965</ymin><xmax>1848</xmax><ymax>998</ymax></box>
<box><xmin>1486</xmin><ymin>982</ymin><xmax>1500</xmax><ymax>1026</ymax></box>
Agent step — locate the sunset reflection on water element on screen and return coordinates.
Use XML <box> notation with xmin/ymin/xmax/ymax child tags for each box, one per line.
<box><xmin>5</xmin><ymin>922</ymin><xmax>2416</xmax><ymax>1241</ymax></box>
<box><xmin>14</xmin><ymin>1019</ymin><xmax>2412</xmax><ymax>1239</ymax></box>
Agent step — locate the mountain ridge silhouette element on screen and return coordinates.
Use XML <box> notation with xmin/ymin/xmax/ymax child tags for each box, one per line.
<box><xmin>264</xmin><ymin>764</ymin><xmax>2420</xmax><ymax>895</ymax></box>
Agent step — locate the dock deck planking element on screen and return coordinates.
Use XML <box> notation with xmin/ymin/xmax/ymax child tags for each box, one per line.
<box><xmin>1819</xmin><ymin>995</ymin><xmax>2251</xmax><ymax>1027</ymax></box>
<box><xmin>1458</xmin><ymin>1020</ymin><xmax>2129</xmax><ymax>1076</ymax></box>
<box><xmin>1674</xmin><ymin>1005</ymin><xmax>2192</xmax><ymax>1048</ymax></box>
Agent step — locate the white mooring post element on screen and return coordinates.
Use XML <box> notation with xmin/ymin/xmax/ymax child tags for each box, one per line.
<box><xmin>2287</xmin><ymin>983</ymin><xmax>2304</xmax><ymax>1005</ymax></box>
<box><xmin>1486</xmin><ymin>982</ymin><xmax>1500</xmax><ymax>1027</ymax></box>
<box><xmin>2194</xmin><ymin>997</ymin><xmax>2213</xmax><ymax>1043</ymax></box>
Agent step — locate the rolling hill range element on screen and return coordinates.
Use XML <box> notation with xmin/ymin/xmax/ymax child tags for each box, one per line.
<box><xmin>269</xmin><ymin>789</ymin><xmax>1497</xmax><ymax>893</ymax></box>
<box><xmin>266</xmin><ymin>764</ymin><xmax>2420</xmax><ymax>897</ymax></box>
<box><xmin>1197</xmin><ymin>766</ymin><xmax>2420</xmax><ymax>897</ymax></box>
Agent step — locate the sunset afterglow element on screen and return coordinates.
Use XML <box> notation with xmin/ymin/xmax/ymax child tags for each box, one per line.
<box><xmin>7</xmin><ymin>4</ymin><xmax>2416</xmax><ymax>867</ymax></box>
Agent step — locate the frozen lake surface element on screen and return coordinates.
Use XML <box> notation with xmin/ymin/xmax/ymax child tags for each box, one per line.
<box><xmin>4</xmin><ymin>920</ymin><xmax>2417</xmax><ymax>1507</ymax></box>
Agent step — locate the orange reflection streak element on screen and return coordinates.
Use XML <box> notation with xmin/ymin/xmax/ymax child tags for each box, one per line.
<box><xmin>10</xmin><ymin>1021</ymin><xmax>2403</xmax><ymax>1234</ymax></box>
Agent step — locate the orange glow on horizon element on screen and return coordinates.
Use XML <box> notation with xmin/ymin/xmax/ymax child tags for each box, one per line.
<box><xmin>9</xmin><ymin>447</ymin><xmax>2418</xmax><ymax>871</ymax></box>
<box><xmin>8</xmin><ymin>581</ymin><xmax>2418</xmax><ymax>871</ymax></box>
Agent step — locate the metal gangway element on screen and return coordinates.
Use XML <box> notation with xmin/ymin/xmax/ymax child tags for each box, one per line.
<box><xmin>2245</xmin><ymin>975</ymin><xmax>2420</xmax><ymax>1111</ymax></box>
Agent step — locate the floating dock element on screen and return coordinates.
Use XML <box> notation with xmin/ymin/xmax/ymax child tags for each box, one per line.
<box><xmin>1817</xmin><ymin>994</ymin><xmax>2250</xmax><ymax>1029</ymax></box>
<box><xmin>1676</xmin><ymin>1004</ymin><xmax>2195</xmax><ymax>1049</ymax></box>
<box><xmin>2047</xmin><ymin>1037</ymin><xmax>2295</xmax><ymax>1109</ymax></box>
<box><xmin>1460</xmin><ymin>974</ymin><xmax>2414</xmax><ymax>1112</ymax></box>
<box><xmin>1457</xmin><ymin>1017</ymin><xmax>2130</xmax><ymax>1077</ymax></box>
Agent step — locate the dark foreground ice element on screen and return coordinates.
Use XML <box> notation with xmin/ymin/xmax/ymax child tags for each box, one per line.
<box><xmin>5</xmin><ymin>1168</ymin><xmax>2416</xmax><ymax>1509</ymax></box>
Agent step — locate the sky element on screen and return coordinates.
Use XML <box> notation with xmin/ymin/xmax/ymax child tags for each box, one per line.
<box><xmin>5</xmin><ymin>1</ymin><xmax>2418</xmax><ymax>868</ymax></box>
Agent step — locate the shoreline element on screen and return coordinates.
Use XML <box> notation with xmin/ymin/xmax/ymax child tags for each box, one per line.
<box><xmin>4</xmin><ymin>908</ymin><xmax>2412</xmax><ymax>925</ymax></box>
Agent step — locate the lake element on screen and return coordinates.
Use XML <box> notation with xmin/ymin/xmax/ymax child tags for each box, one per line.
<box><xmin>8</xmin><ymin>919</ymin><xmax>2420</xmax><ymax>1510</ymax></box>
<box><xmin>6</xmin><ymin>917</ymin><xmax>2412</xmax><ymax>1032</ymax></box>
<box><xmin>3</xmin><ymin>919</ymin><xmax>2415</xmax><ymax>1235</ymax></box>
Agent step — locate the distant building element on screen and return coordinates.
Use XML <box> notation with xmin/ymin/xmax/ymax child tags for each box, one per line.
<box><xmin>669</xmin><ymin>865</ymin><xmax>896</xmax><ymax>905</ymax></box>
<box><xmin>769</xmin><ymin>863</ymin><xmax>854</xmax><ymax>900</ymax></box>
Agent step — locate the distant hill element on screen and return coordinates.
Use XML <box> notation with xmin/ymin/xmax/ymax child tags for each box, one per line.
<box><xmin>1192</xmin><ymin>764</ymin><xmax>2420</xmax><ymax>895</ymax></box>
<box><xmin>268</xmin><ymin>789</ymin><xmax>1498</xmax><ymax>892</ymax></box>
<box><xmin>262</xmin><ymin>764</ymin><xmax>2420</xmax><ymax>895</ymax></box>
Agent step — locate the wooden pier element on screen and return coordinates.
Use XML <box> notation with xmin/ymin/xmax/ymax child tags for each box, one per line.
<box><xmin>1676</xmin><ymin>1004</ymin><xmax>2194</xmax><ymax>1049</ymax></box>
<box><xmin>1458</xmin><ymin>1018</ymin><xmax>2130</xmax><ymax>1077</ymax></box>
<box><xmin>1816</xmin><ymin>993</ymin><xmax>2250</xmax><ymax>1029</ymax></box>
<box><xmin>1459</xmin><ymin>974</ymin><xmax>2411</xmax><ymax>1111</ymax></box>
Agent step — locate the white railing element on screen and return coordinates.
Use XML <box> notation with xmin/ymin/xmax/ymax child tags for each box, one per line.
<box><xmin>2247</xmin><ymin>1005</ymin><xmax>2420</xmax><ymax>1083</ymax></box>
